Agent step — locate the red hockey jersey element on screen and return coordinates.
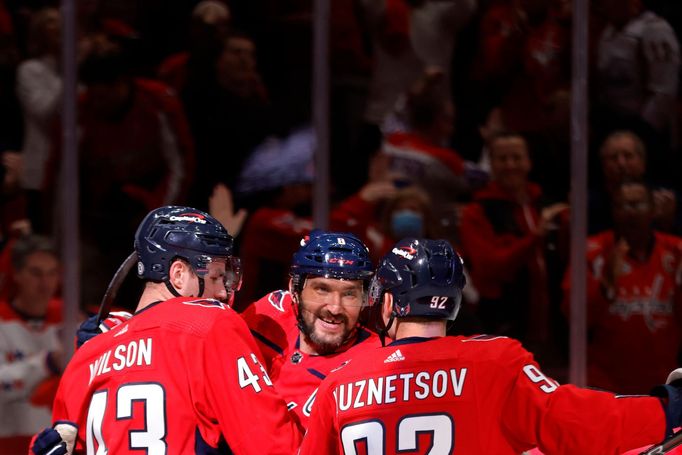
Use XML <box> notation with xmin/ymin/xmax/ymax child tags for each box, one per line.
<box><xmin>299</xmin><ymin>335</ymin><xmax>666</xmax><ymax>455</ymax></box>
<box><xmin>52</xmin><ymin>297</ymin><xmax>302</xmax><ymax>454</ymax></box>
<box><xmin>566</xmin><ymin>231</ymin><xmax>682</xmax><ymax>394</ymax></box>
<box><xmin>241</xmin><ymin>290</ymin><xmax>382</xmax><ymax>427</ymax></box>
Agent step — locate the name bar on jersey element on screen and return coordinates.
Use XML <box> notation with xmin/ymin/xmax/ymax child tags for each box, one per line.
<box><xmin>89</xmin><ymin>338</ymin><xmax>153</xmax><ymax>385</ymax></box>
<box><xmin>333</xmin><ymin>368</ymin><xmax>467</xmax><ymax>411</ymax></box>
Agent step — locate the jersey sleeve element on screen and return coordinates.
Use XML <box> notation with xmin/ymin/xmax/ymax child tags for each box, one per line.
<box><xmin>240</xmin><ymin>292</ymin><xmax>292</xmax><ymax>371</ymax></box>
<box><xmin>500</xmin><ymin>343</ymin><xmax>666</xmax><ymax>454</ymax></box>
<box><xmin>298</xmin><ymin>378</ymin><xmax>338</xmax><ymax>455</ymax></box>
<box><xmin>199</xmin><ymin>311</ymin><xmax>302</xmax><ymax>454</ymax></box>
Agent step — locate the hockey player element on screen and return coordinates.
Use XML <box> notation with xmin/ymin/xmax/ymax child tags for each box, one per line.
<box><xmin>300</xmin><ymin>237</ymin><xmax>679</xmax><ymax>454</ymax></box>
<box><xmin>32</xmin><ymin>206</ymin><xmax>302</xmax><ymax>454</ymax></box>
<box><xmin>241</xmin><ymin>230</ymin><xmax>383</xmax><ymax>426</ymax></box>
<box><xmin>64</xmin><ymin>229</ymin><xmax>382</xmax><ymax>430</ymax></box>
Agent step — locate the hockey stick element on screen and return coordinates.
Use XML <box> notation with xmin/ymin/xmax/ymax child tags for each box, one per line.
<box><xmin>640</xmin><ymin>430</ymin><xmax>682</xmax><ymax>454</ymax></box>
<box><xmin>96</xmin><ymin>251</ymin><xmax>138</xmax><ymax>324</ymax></box>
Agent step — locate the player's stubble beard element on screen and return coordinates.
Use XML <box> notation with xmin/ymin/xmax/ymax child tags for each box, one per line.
<box><xmin>297</xmin><ymin>300</ymin><xmax>356</xmax><ymax>355</ymax></box>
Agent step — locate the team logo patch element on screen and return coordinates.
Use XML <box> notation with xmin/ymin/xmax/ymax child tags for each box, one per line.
<box><xmin>268</xmin><ymin>290</ymin><xmax>289</xmax><ymax>312</ymax></box>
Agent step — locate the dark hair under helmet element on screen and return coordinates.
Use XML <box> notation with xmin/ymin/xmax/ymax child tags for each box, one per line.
<box><xmin>134</xmin><ymin>206</ymin><xmax>235</xmax><ymax>282</ymax></box>
<box><xmin>369</xmin><ymin>238</ymin><xmax>465</xmax><ymax>321</ymax></box>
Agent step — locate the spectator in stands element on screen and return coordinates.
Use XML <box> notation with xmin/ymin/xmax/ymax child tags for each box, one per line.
<box><xmin>471</xmin><ymin>0</ymin><xmax>572</xmax><ymax>199</ymax></box>
<box><xmin>157</xmin><ymin>0</ymin><xmax>231</xmax><ymax>94</ymax></box>
<box><xmin>458</xmin><ymin>131</ymin><xmax>567</xmax><ymax>351</ymax></box>
<box><xmin>377</xmin><ymin>70</ymin><xmax>471</xmax><ymax>236</ymax></box>
<box><xmin>566</xmin><ymin>180</ymin><xmax>682</xmax><ymax>394</ymax></box>
<box><xmin>359</xmin><ymin>0</ymin><xmax>476</xmax><ymax>138</ymax></box>
<box><xmin>16</xmin><ymin>8</ymin><xmax>62</xmax><ymax>232</ymax></box>
<box><xmin>332</xmin><ymin>180</ymin><xmax>439</xmax><ymax>264</ymax></box>
<box><xmin>0</xmin><ymin>148</ymin><xmax>29</xmax><ymax>300</ymax></box>
<box><xmin>590</xmin><ymin>130</ymin><xmax>680</xmax><ymax>235</ymax></box>
<box><xmin>594</xmin><ymin>0</ymin><xmax>680</xmax><ymax>181</ymax></box>
<box><xmin>0</xmin><ymin>235</ymin><xmax>62</xmax><ymax>454</ymax></box>
<box><xmin>183</xmin><ymin>30</ymin><xmax>271</xmax><ymax>207</ymax></box>
<box><xmin>233</xmin><ymin>126</ymin><xmax>316</xmax><ymax>309</ymax></box>
<box><xmin>44</xmin><ymin>40</ymin><xmax>195</xmax><ymax>310</ymax></box>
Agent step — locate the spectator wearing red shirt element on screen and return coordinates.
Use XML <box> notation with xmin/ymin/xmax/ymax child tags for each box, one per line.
<box><xmin>459</xmin><ymin>131</ymin><xmax>567</xmax><ymax>348</ymax></box>
<box><xmin>46</xmin><ymin>41</ymin><xmax>195</xmax><ymax>310</ymax></box>
<box><xmin>565</xmin><ymin>180</ymin><xmax>682</xmax><ymax>394</ymax></box>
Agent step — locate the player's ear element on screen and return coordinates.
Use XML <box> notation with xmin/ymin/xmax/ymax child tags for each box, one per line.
<box><xmin>382</xmin><ymin>292</ymin><xmax>393</xmax><ymax>321</ymax></box>
<box><xmin>169</xmin><ymin>260</ymin><xmax>187</xmax><ymax>290</ymax></box>
<box><xmin>288</xmin><ymin>278</ymin><xmax>298</xmax><ymax>303</ymax></box>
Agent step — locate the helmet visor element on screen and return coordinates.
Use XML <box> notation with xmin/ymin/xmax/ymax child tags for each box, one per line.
<box><xmin>300</xmin><ymin>276</ymin><xmax>369</xmax><ymax>308</ymax></box>
<box><xmin>195</xmin><ymin>255</ymin><xmax>243</xmax><ymax>291</ymax></box>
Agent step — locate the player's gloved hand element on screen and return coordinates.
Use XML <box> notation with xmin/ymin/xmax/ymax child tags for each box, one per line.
<box><xmin>76</xmin><ymin>311</ymin><xmax>133</xmax><ymax>348</ymax></box>
<box><xmin>30</xmin><ymin>422</ymin><xmax>78</xmax><ymax>455</ymax></box>
<box><xmin>651</xmin><ymin>368</ymin><xmax>682</xmax><ymax>437</ymax></box>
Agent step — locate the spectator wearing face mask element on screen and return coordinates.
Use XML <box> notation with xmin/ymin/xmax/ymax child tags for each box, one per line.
<box><xmin>331</xmin><ymin>181</ymin><xmax>438</xmax><ymax>263</ymax></box>
<box><xmin>381</xmin><ymin>186</ymin><xmax>435</xmax><ymax>241</ymax></box>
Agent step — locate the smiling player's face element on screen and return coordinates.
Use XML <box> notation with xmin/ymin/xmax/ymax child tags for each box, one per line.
<box><xmin>298</xmin><ymin>277</ymin><xmax>364</xmax><ymax>355</ymax></box>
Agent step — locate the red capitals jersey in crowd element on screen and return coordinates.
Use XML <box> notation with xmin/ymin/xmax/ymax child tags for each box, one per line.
<box><xmin>570</xmin><ymin>231</ymin><xmax>682</xmax><ymax>394</ymax></box>
<box><xmin>241</xmin><ymin>290</ymin><xmax>382</xmax><ymax>427</ymax></box>
<box><xmin>52</xmin><ymin>297</ymin><xmax>302</xmax><ymax>454</ymax></box>
<box><xmin>299</xmin><ymin>335</ymin><xmax>666</xmax><ymax>455</ymax></box>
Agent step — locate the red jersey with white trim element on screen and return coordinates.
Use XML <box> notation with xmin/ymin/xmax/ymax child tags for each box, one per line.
<box><xmin>52</xmin><ymin>297</ymin><xmax>302</xmax><ymax>454</ymax></box>
<box><xmin>241</xmin><ymin>290</ymin><xmax>381</xmax><ymax>427</ymax></box>
<box><xmin>300</xmin><ymin>335</ymin><xmax>666</xmax><ymax>455</ymax></box>
<box><xmin>579</xmin><ymin>231</ymin><xmax>682</xmax><ymax>394</ymax></box>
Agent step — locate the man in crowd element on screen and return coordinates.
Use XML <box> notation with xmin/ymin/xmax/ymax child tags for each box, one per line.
<box><xmin>568</xmin><ymin>180</ymin><xmax>682</xmax><ymax>394</ymax></box>
<box><xmin>300</xmin><ymin>237</ymin><xmax>678</xmax><ymax>454</ymax></box>
<box><xmin>31</xmin><ymin>206</ymin><xmax>302</xmax><ymax>454</ymax></box>
<box><xmin>0</xmin><ymin>235</ymin><xmax>62</xmax><ymax>453</ymax></box>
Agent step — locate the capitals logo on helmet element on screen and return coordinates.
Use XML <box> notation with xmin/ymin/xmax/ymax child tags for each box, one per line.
<box><xmin>369</xmin><ymin>238</ymin><xmax>465</xmax><ymax>321</ymax></box>
<box><xmin>289</xmin><ymin>230</ymin><xmax>374</xmax><ymax>292</ymax></box>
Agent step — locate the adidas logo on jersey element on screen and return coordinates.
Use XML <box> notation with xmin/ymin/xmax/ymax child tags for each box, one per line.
<box><xmin>384</xmin><ymin>349</ymin><xmax>405</xmax><ymax>363</ymax></box>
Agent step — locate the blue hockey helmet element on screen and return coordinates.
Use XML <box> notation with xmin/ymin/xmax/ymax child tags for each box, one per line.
<box><xmin>369</xmin><ymin>238</ymin><xmax>465</xmax><ymax>321</ymax></box>
<box><xmin>134</xmin><ymin>206</ymin><xmax>241</xmax><ymax>291</ymax></box>
<box><xmin>289</xmin><ymin>230</ymin><xmax>374</xmax><ymax>292</ymax></box>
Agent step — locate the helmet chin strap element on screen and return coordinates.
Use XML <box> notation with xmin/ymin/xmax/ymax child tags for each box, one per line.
<box><xmin>164</xmin><ymin>280</ymin><xmax>182</xmax><ymax>298</ymax></box>
<box><xmin>377</xmin><ymin>313</ymin><xmax>396</xmax><ymax>347</ymax></box>
<box><xmin>164</xmin><ymin>276</ymin><xmax>205</xmax><ymax>298</ymax></box>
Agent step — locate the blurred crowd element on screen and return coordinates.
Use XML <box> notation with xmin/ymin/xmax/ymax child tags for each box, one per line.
<box><xmin>1</xmin><ymin>0</ymin><xmax>682</xmax><ymax>449</ymax></box>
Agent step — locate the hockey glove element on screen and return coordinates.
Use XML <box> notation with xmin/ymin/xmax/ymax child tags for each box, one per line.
<box><xmin>652</xmin><ymin>368</ymin><xmax>682</xmax><ymax>437</ymax></box>
<box><xmin>30</xmin><ymin>422</ymin><xmax>77</xmax><ymax>455</ymax></box>
<box><xmin>76</xmin><ymin>311</ymin><xmax>133</xmax><ymax>348</ymax></box>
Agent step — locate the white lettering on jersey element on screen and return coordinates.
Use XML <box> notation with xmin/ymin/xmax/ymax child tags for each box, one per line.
<box><xmin>522</xmin><ymin>364</ymin><xmax>558</xmax><ymax>393</ymax></box>
<box><xmin>335</xmin><ymin>368</ymin><xmax>467</xmax><ymax>412</ymax></box>
<box><xmin>89</xmin><ymin>338</ymin><xmax>153</xmax><ymax>385</ymax></box>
